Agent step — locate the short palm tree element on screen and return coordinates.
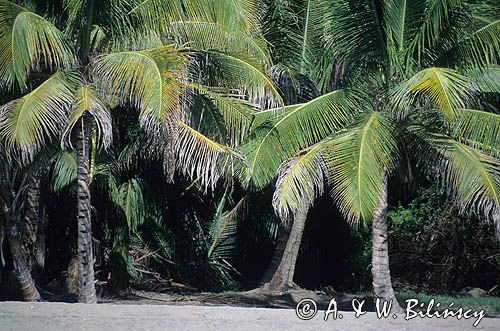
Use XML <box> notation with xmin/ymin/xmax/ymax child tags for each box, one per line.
<box><xmin>243</xmin><ymin>0</ymin><xmax>499</xmax><ymax>310</ymax></box>
<box><xmin>0</xmin><ymin>0</ymin><xmax>279</xmax><ymax>302</ymax></box>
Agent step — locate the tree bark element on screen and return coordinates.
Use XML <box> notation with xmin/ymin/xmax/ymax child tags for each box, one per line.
<box><xmin>76</xmin><ymin>118</ymin><xmax>97</xmax><ymax>303</ymax></box>
<box><xmin>260</xmin><ymin>224</ymin><xmax>291</xmax><ymax>284</ymax></box>
<box><xmin>7</xmin><ymin>221</ymin><xmax>41</xmax><ymax>301</ymax></box>
<box><xmin>266</xmin><ymin>208</ymin><xmax>308</xmax><ymax>292</ymax></box>
<box><xmin>22</xmin><ymin>171</ymin><xmax>45</xmax><ymax>279</ymax></box>
<box><xmin>371</xmin><ymin>175</ymin><xmax>402</xmax><ymax>312</ymax></box>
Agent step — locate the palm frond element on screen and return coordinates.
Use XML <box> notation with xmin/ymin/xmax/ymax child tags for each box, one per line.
<box><xmin>208</xmin><ymin>194</ymin><xmax>246</xmax><ymax>259</ymax></box>
<box><xmin>323</xmin><ymin>111</ymin><xmax>399</xmax><ymax>224</ymax></box>
<box><xmin>187</xmin><ymin>83</ymin><xmax>255</xmax><ymax>146</ymax></box>
<box><xmin>111</xmin><ymin>178</ymin><xmax>145</xmax><ymax>232</ymax></box>
<box><xmin>93</xmin><ymin>46</ymin><xmax>186</xmax><ymax>132</ymax></box>
<box><xmin>0</xmin><ymin>72</ymin><xmax>77</xmax><ymax>155</ymax></box>
<box><xmin>454</xmin><ymin>17</ymin><xmax>499</xmax><ymax>67</ymax></box>
<box><xmin>240</xmin><ymin>89</ymin><xmax>362</xmax><ymax>189</ymax></box>
<box><xmin>453</xmin><ymin>109</ymin><xmax>500</xmax><ymax>158</ymax></box>
<box><xmin>405</xmin><ymin>0</ymin><xmax>464</xmax><ymax>64</ymax></box>
<box><xmin>51</xmin><ymin>151</ymin><xmax>77</xmax><ymax>192</ymax></box>
<box><xmin>192</xmin><ymin>51</ymin><xmax>282</xmax><ymax>110</ymax></box>
<box><xmin>393</xmin><ymin>67</ymin><xmax>472</xmax><ymax>124</ymax></box>
<box><xmin>430</xmin><ymin>136</ymin><xmax>499</xmax><ymax>229</ymax></box>
<box><xmin>0</xmin><ymin>0</ymin><xmax>75</xmax><ymax>89</ymax></box>
<box><xmin>62</xmin><ymin>84</ymin><xmax>112</xmax><ymax>150</ymax></box>
<box><xmin>273</xmin><ymin>138</ymin><xmax>327</xmax><ymax>221</ymax></box>
<box><xmin>176</xmin><ymin>121</ymin><xmax>245</xmax><ymax>191</ymax></box>
<box><xmin>167</xmin><ymin>21</ymin><xmax>268</xmax><ymax>64</ymax></box>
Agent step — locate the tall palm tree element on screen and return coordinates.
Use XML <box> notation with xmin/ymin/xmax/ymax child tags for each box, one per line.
<box><xmin>243</xmin><ymin>0</ymin><xmax>499</xmax><ymax>309</ymax></box>
<box><xmin>0</xmin><ymin>0</ymin><xmax>279</xmax><ymax>302</ymax></box>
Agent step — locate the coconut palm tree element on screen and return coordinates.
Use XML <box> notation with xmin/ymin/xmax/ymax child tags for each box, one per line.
<box><xmin>242</xmin><ymin>0</ymin><xmax>499</xmax><ymax>309</ymax></box>
<box><xmin>0</xmin><ymin>0</ymin><xmax>279</xmax><ymax>302</ymax></box>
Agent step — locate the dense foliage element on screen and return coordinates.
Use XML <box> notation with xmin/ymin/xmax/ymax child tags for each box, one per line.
<box><xmin>0</xmin><ymin>0</ymin><xmax>498</xmax><ymax>304</ymax></box>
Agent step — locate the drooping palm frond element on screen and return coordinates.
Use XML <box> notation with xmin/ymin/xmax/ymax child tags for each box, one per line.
<box><xmin>465</xmin><ymin>65</ymin><xmax>500</xmax><ymax>93</ymax></box>
<box><xmin>110</xmin><ymin>178</ymin><xmax>145</xmax><ymax>232</ymax></box>
<box><xmin>128</xmin><ymin>0</ymin><xmax>261</xmax><ymax>35</ymax></box>
<box><xmin>191</xmin><ymin>50</ymin><xmax>282</xmax><ymax>110</ymax></box>
<box><xmin>272</xmin><ymin>138</ymin><xmax>327</xmax><ymax>221</ymax></box>
<box><xmin>0</xmin><ymin>72</ymin><xmax>78</xmax><ymax>154</ymax></box>
<box><xmin>240</xmin><ymin>89</ymin><xmax>362</xmax><ymax>189</ymax></box>
<box><xmin>93</xmin><ymin>46</ymin><xmax>187</xmax><ymax>132</ymax></box>
<box><xmin>393</xmin><ymin>67</ymin><xmax>472</xmax><ymax>124</ymax></box>
<box><xmin>187</xmin><ymin>83</ymin><xmax>255</xmax><ymax>147</ymax></box>
<box><xmin>0</xmin><ymin>0</ymin><xmax>75</xmax><ymax>89</ymax></box>
<box><xmin>176</xmin><ymin>121</ymin><xmax>245</xmax><ymax>191</ymax></box>
<box><xmin>453</xmin><ymin>109</ymin><xmax>500</xmax><ymax>158</ymax></box>
<box><xmin>167</xmin><ymin>21</ymin><xmax>269</xmax><ymax>64</ymax></box>
<box><xmin>322</xmin><ymin>111</ymin><xmax>399</xmax><ymax>225</ymax></box>
<box><xmin>208</xmin><ymin>194</ymin><xmax>246</xmax><ymax>259</ymax></box>
<box><xmin>51</xmin><ymin>150</ymin><xmax>77</xmax><ymax>192</ymax></box>
<box><xmin>405</xmin><ymin>0</ymin><xmax>464</xmax><ymax>64</ymax></box>
<box><xmin>62</xmin><ymin>84</ymin><xmax>112</xmax><ymax>150</ymax></box>
<box><xmin>450</xmin><ymin>7</ymin><xmax>499</xmax><ymax>67</ymax></box>
<box><xmin>322</xmin><ymin>0</ymin><xmax>385</xmax><ymax>70</ymax></box>
<box><xmin>429</xmin><ymin>136</ymin><xmax>499</xmax><ymax>231</ymax></box>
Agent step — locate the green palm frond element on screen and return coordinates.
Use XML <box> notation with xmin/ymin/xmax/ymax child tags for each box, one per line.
<box><xmin>93</xmin><ymin>46</ymin><xmax>186</xmax><ymax>132</ymax></box>
<box><xmin>466</xmin><ymin>65</ymin><xmax>500</xmax><ymax>93</ymax></box>
<box><xmin>273</xmin><ymin>138</ymin><xmax>327</xmax><ymax>221</ymax></box>
<box><xmin>453</xmin><ymin>109</ymin><xmax>500</xmax><ymax>158</ymax></box>
<box><xmin>188</xmin><ymin>83</ymin><xmax>254</xmax><ymax>146</ymax></box>
<box><xmin>323</xmin><ymin>111</ymin><xmax>399</xmax><ymax>224</ymax></box>
<box><xmin>128</xmin><ymin>0</ymin><xmax>261</xmax><ymax>35</ymax></box>
<box><xmin>176</xmin><ymin>121</ymin><xmax>245</xmax><ymax>191</ymax></box>
<box><xmin>322</xmin><ymin>0</ymin><xmax>385</xmax><ymax>69</ymax></box>
<box><xmin>454</xmin><ymin>17</ymin><xmax>499</xmax><ymax>67</ymax></box>
<box><xmin>167</xmin><ymin>21</ymin><xmax>269</xmax><ymax>64</ymax></box>
<box><xmin>0</xmin><ymin>0</ymin><xmax>75</xmax><ymax>89</ymax></box>
<box><xmin>0</xmin><ymin>72</ymin><xmax>78</xmax><ymax>154</ymax></box>
<box><xmin>240</xmin><ymin>89</ymin><xmax>362</xmax><ymax>189</ymax></box>
<box><xmin>194</xmin><ymin>51</ymin><xmax>282</xmax><ymax>110</ymax></box>
<box><xmin>430</xmin><ymin>136</ymin><xmax>499</xmax><ymax>226</ymax></box>
<box><xmin>393</xmin><ymin>67</ymin><xmax>472</xmax><ymax>124</ymax></box>
<box><xmin>405</xmin><ymin>0</ymin><xmax>464</xmax><ymax>64</ymax></box>
<box><xmin>111</xmin><ymin>178</ymin><xmax>145</xmax><ymax>232</ymax></box>
<box><xmin>208</xmin><ymin>194</ymin><xmax>245</xmax><ymax>260</ymax></box>
<box><xmin>62</xmin><ymin>84</ymin><xmax>112</xmax><ymax>150</ymax></box>
<box><xmin>51</xmin><ymin>151</ymin><xmax>77</xmax><ymax>192</ymax></box>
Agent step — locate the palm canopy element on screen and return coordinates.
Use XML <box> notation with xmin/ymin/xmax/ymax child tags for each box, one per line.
<box><xmin>246</xmin><ymin>0</ymin><xmax>500</xmax><ymax>229</ymax></box>
<box><xmin>0</xmin><ymin>0</ymin><xmax>279</xmax><ymax>189</ymax></box>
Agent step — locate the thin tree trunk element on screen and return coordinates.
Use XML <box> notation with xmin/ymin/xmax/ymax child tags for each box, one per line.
<box><xmin>371</xmin><ymin>175</ymin><xmax>402</xmax><ymax>312</ymax></box>
<box><xmin>7</xmin><ymin>220</ymin><xmax>41</xmax><ymax>301</ymax></box>
<box><xmin>260</xmin><ymin>224</ymin><xmax>291</xmax><ymax>284</ymax></box>
<box><xmin>32</xmin><ymin>207</ymin><xmax>46</xmax><ymax>281</ymax></box>
<box><xmin>21</xmin><ymin>173</ymin><xmax>41</xmax><ymax>273</ymax></box>
<box><xmin>76</xmin><ymin>118</ymin><xmax>97</xmax><ymax>303</ymax></box>
<box><xmin>266</xmin><ymin>208</ymin><xmax>308</xmax><ymax>292</ymax></box>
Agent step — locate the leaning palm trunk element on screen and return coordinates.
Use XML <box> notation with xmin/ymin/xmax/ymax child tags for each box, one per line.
<box><xmin>76</xmin><ymin>118</ymin><xmax>97</xmax><ymax>303</ymax></box>
<box><xmin>260</xmin><ymin>224</ymin><xmax>291</xmax><ymax>284</ymax></box>
<box><xmin>371</xmin><ymin>175</ymin><xmax>402</xmax><ymax>312</ymax></box>
<box><xmin>7</xmin><ymin>220</ymin><xmax>41</xmax><ymax>301</ymax></box>
<box><xmin>266</xmin><ymin>208</ymin><xmax>307</xmax><ymax>292</ymax></box>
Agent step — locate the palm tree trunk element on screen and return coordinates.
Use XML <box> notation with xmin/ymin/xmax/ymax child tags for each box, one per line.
<box><xmin>22</xmin><ymin>173</ymin><xmax>41</xmax><ymax>272</ymax></box>
<box><xmin>32</xmin><ymin>207</ymin><xmax>46</xmax><ymax>281</ymax></box>
<box><xmin>7</xmin><ymin>220</ymin><xmax>41</xmax><ymax>301</ymax></box>
<box><xmin>371</xmin><ymin>175</ymin><xmax>402</xmax><ymax>312</ymax></box>
<box><xmin>266</xmin><ymin>208</ymin><xmax>308</xmax><ymax>292</ymax></box>
<box><xmin>76</xmin><ymin>118</ymin><xmax>97</xmax><ymax>303</ymax></box>
<box><xmin>260</xmin><ymin>224</ymin><xmax>291</xmax><ymax>284</ymax></box>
